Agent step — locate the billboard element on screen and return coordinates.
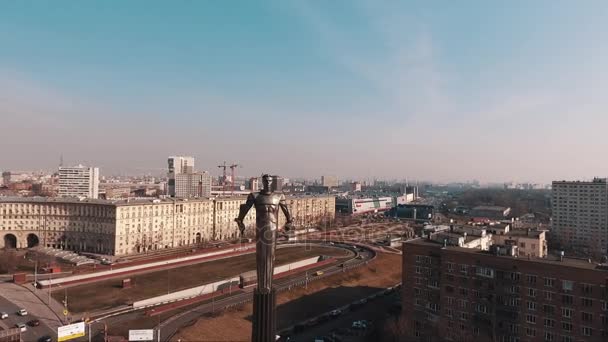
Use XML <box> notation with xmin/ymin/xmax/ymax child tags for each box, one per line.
<box><xmin>58</xmin><ymin>322</ymin><xmax>86</xmax><ymax>342</ymax></box>
<box><xmin>129</xmin><ymin>330</ymin><xmax>154</xmax><ymax>341</ymax></box>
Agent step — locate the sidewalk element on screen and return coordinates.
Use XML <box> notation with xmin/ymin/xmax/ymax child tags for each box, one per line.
<box><xmin>23</xmin><ymin>283</ymin><xmax>68</xmax><ymax>325</ymax></box>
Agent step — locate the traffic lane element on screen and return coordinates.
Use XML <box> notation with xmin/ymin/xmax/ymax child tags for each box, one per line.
<box><xmin>287</xmin><ymin>293</ymin><xmax>399</xmax><ymax>341</ymax></box>
<box><xmin>0</xmin><ymin>295</ymin><xmax>55</xmax><ymax>342</ymax></box>
<box><xmin>0</xmin><ymin>282</ymin><xmax>62</xmax><ymax>330</ymax></box>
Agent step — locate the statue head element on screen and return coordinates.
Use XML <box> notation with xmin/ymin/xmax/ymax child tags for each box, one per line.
<box><xmin>261</xmin><ymin>174</ymin><xmax>273</xmax><ymax>193</ymax></box>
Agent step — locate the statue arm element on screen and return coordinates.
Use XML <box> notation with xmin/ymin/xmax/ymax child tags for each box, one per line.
<box><xmin>279</xmin><ymin>195</ymin><xmax>294</xmax><ymax>230</ymax></box>
<box><xmin>235</xmin><ymin>193</ymin><xmax>255</xmax><ymax>235</ymax></box>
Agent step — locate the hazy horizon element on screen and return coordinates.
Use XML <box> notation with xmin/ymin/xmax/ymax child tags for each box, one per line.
<box><xmin>2</xmin><ymin>1</ymin><xmax>608</xmax><ymax>183</ymax></box>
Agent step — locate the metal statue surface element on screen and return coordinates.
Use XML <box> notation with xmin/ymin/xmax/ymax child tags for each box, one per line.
<box><xmin>235</xmin><ymin>174</ymin><xmax>293</xmax><ymax>293</ymax></box>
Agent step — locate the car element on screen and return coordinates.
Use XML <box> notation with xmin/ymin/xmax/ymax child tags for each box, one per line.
<box><xmin>17</xmin><ymin>309</ymin><xmax>28</xmax><ymax>316</ymax></box>
<box><xmin>314</xmin><ymin>271</ymin><xmax>324</xmax><ymax>276</ymax></box>
<box><xmin>28</xmin><ymin>319</ymin><xmax>40</xmax><ymax>327</ymax></box>
<box><xmin>38</xmin><ymin>336</ymin><xmax>52</xmax><ymax>342</ymax></box>
<box><xmin>0</xmin><ymin>312</ymin><xmax>8</xmax><ymax>319</ymax></box>
<box><xmin>329</xmin><ymin>309</ymin><xmax>342</xmax><ymax>317</ymax></box>
<box><xmin>15</xmin><ymin>323</ymin><xmax>27</xmax><ymax>332</ymax></box>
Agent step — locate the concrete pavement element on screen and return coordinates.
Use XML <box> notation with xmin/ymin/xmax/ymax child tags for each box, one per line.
<box><xmin>0</xmin><ymin>282</ymin><xmax>64</xmax><ymax>332</ymax></box>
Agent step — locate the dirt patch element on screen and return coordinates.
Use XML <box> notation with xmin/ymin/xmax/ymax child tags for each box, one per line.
<box><xmin>58</xmin><ymin>246</ymin><xmax>348</xmax><ymax>313</ymax></box>
<box><xmin>172</xmin><ymin>253</ymin><xmax>402</xmax><ymax>341</ymax></box>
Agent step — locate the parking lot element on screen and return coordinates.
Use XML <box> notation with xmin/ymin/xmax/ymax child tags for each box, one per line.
<box><xmin>0</xmin><ymin>295</ymin><xmax>55</xmax><ymax>342</ymax></box>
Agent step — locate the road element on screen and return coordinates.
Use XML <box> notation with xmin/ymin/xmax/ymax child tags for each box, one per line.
<box><xmin>89</xmin><ymin>242</ymin><xmax>374</xmax><ymax>342</ymax></box>
<box><xmin>287</xmin><ymin>291</ymin><xmax>400</xmax><ymax>341</ymax></box>
<box><xmin>155</xmin><ymin>243</ymin><xmax>374</xmax><ymax>341</ymax></box>
<box><xmin>0</xmin><ymin>294</ymin><xmax>55</xmax><ymax>342</ymax></box>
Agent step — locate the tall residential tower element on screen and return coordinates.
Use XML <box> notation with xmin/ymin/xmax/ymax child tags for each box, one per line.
<box><xmin>58</xmin><ymin>165</ymin><xmax>99</xmax><ymax>198</ymax></box>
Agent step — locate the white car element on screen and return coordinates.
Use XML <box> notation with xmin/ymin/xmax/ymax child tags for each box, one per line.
<box><xmin>0</xmin><ymin>312</ymin><xmax>8</xmax><ymax>319</ymax></box>
<box><xmin>15</xmin><ymin>323</ymin><xmax>27</xmax><ymax>332</ymax></box>
<box><xmin>17</xmin><ymin>309</ymin><xmax>28</xmax><ymax>316</ymax></box>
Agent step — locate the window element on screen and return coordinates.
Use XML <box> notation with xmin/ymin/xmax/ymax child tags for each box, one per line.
<box><xmin>528</xmin><ymin>301</ymin><xmax>537</xmax><ymax>311</ymax></box>
<box><xmin>446</xmin><ymin>308</ymin><xmax>453</xmax><ymax>317</ymax></box>
<box><xmin>544</xmin><ymin>318</ymin><xmax>555</xmax><ymax>328</ymax></box>
<box><xmin>544</xmin><ymin>291</ymin><xmax>554</xmax><ymax>301</ymax></box>
<box><xmin>447</xmin><ymin>262</ymin><xmax>454</xmax><ymax>272</ymax></box>
<box><xmin>562</xmin><ymin>322</ymin><xmax>572</xmax><ymax>332</ymax></box>
<box><xmin>561</xmin><ymin>336</ymin><xmax>572</xmax><ymax>342</ymax></box>
<box><xmin>460</xmin><ymin>312</ymin><xmax>467</xmax><ymax>321</ymax></box>
<box><xmin>526</xmin><ymin>314</ymin><xmax>536</xmax><ymax>324</ymax></box>
<box><xmin>476</xmin><ymin>266</ymin><xmax>495</xmax><ymax>278</ymax></box>
<box><xmin>525</xmin><ymin>327</ymin><xmax>535</xmax><ymax>337</ymax></box>
<box><xmin>562</xmin><ymin>295</ymin><xmax>573</xmax><ymax>305</ymax></box>
<box><xmin>581</xmin><ymin>283</ymin><xmax>593</xmax><ymax>294</ymax></box>
<box><xmin>459</xmin><ymin>264</ymin><xmax>470</xmax><ymax>274</ymax></box>
<box><xmin>415</xmin><ymin>266</ymin><xmax>422</xmax><ymax>274</ymax></box>
<box><xmin>527</xmin><ymin>274</ymin><xmax>537</xmax><ymax>284</ymax></box>
<box><xmin>458</xmin><ymin>299</ymin><xmax>467</xmax><ymax>309</ymax></box>
<box><xmin>581</xmin><ymin>297</ymin><xmax>593</xmax><ymax>307</ymax></box>
<box><xmin>582</xmin><ymin>326</ymin><xmax>592</xmax><ymax>336</ymax></box>
<box><xmin>544</xmin><ymin>331</ymin><xmax>554</xmax><ymax>341</ymax></box>
<box><xmin>562</xmin><ymin>308</ymin><xmax>573</xmax><ymax>318</ymax></box>
<box><xmin>562</xmin><ymin>280</ymin><xmax>573</xmax><ymax>291</ymax></box>
<box><xmin>528</xmin><ymin>288</ymin><xmax>537</xmax><ymax>297</ymax></box>
<box><xmin>582</xmin><ymin>312</ymin><xmax>593</xmax><ymax>323</ymax></box>
<box><xmin>447</xmin><ymin>297</ymin><xmax>455</xmax><ymax>306</ymax></box>
<box><xmin>459</xmin><ymin>288</ymin><xmax>468</xmax><ymax>296</ymax></box>
<box><xmin>476</xmin><ymin>304</ymin><xmax>488</xmax><ymax>314</ymax></box>
<box><xmin>510</xmin><ymin>272</ymin><xmax>521</xmax><ymax>281</ymax></box>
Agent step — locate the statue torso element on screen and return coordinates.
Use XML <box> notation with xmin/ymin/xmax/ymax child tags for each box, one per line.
<box><xmin>253</xmin><ymin>192</ymin><xmax>283</xmax><ymax>226</ymax></box>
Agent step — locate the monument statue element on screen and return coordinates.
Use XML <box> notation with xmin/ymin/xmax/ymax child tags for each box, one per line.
<box><xmin>235</xmin><ymin>174</ymin><xmax>293</xmax><ymax>341</ymax></box>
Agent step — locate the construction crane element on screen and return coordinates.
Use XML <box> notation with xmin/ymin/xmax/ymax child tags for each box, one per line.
<box><xmin>217</xmin><ymin>161</ymin><xmax>228</xmax><ymax>191</ymax></box>
<box><xmin>229</xmin><ymin>163</ymin><xmax>241</xmax><ymax>195</ymax></box>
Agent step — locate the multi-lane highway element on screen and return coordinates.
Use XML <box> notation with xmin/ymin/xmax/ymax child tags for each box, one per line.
<box><xmin>155</xmin><ymin>242</ymin><xmax>374</xmax><ymax>341</ymax></box>
<box><xmin>91</xmin><ymin>241</ymin><xmax>374</xmax><ymax>342</ymax></box>
<box><xmin>0</xmin><ymin>295</ymin><xmax>55</xmax><ymax>342</ymax></box>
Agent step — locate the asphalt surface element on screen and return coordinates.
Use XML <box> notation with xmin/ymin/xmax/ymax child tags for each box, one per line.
<box><xmin>287</xmin><ymin>291</ymin><xmax>401</xmax><ymax>342</ymax></box>
<box><xmin>89</xmin><ymin>242</ymin><xmax>374</xmax><ymax>342</ymax></box>
<box><xmin>0</xmin><ymin>295</ymin><xmax>55</xmax><ymax>342</ymax></box>
<box><xmin>156</xmin><ymin>243</ymin><xmax>374</xmax><ymax>341</ymax></box>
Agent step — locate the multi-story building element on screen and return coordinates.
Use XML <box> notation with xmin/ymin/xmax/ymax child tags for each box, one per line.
<box><xmin>322</xmin><ymin>175</ymin><xmax>339</xmax><ymax>188</ymax></box>
<box><xmin>0</xmin><ymin>195</ymin><xmax>335</xmax><ymax>256</ymax></box>
<box><xmin>167</xmin><ymin>155</ymin><xmax>195</xmax><ymax>197</ymax></box>
<box><xmin>552</xmin><ymin>178</ymin><xmax>608</xmax><ymax>256</ymax></box>
<box><xmin>249</xmin><ymin>177</ymin><xmax>259</xmax><ymax>192</ymax></box>
<box><xmin>351</xmin><ymin>182</ymin><xmax>362</xmax><ymax>192</ymax></box>
<box><xmin>272</xmin><ymin>175</ymin><xmax>285</xmax><ymax>192</ymax></box>
<box><xmin>58</xmin><ymin>165</ymin><xmax>99</xmax><ymax>198</ymax></box>
<box><xmin>174</xmin><ymin>172</ymin><xmax>212</xmax><ymax>198</ymax></box>
<box><xmin>403</xmin><ymin>237</ymin><xmax>608</xmax><ymax>342</ymax></box>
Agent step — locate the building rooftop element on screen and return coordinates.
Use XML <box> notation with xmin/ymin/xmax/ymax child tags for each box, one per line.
<box><xmin>472</xmin><ymin>205</ymin><xmax>509</xmax><ymax>211</ymax></box>
<box><xmin>502</xmin><ymin>229</ymin><xmax>545</xmax><ymax>238</ymax></box>
<box><xmin>405</xmin><ymin>238</ymin><xmax>605</xmax><ymax>271</ymax></box>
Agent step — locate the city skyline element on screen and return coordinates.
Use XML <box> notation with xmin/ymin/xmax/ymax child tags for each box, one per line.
<box><xmin>2</xmin><ymin>1</ymin><xmax>608</xmax><ymax>182</ymax></box>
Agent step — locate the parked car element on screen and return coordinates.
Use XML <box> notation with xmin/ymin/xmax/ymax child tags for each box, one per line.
<box><xmin>15</xmin><ymin>323</ymin><xmax>27</xmax><ymax>332</ymax></box>
<box><xmin>17</xmin><ymin>309</ymin><xmax>28</xmax><ymax>316</ymax></box>
<box><xmin>38</xmin><ymin>336</ymin><xmax>52</xmax><ymax>342</ymax></box>
<box><xmin>28</xmin><ymin>319</ymin><xmax>40</xmax><ymax>327</ymax></box>
<box><xmin>0</xmin><ymin>312</ymin><xmax>8</xmax><ymax>319</ymax></box>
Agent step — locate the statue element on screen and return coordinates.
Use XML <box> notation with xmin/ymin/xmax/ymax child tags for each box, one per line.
<box><xmin>235</xmin><ymin>174</ymin><xmax>293</xmax><ymax>342</ymax></box>
<box><xmin>235</xmin><ymin>174</ymin><xmax>293</xmax><ymax>293</ymax></box>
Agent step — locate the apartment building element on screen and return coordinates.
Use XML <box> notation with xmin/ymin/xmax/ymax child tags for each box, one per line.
<box><xmin>0</xmin><ymin>195</ymin><xmax>335</xmax><ymax>255</ymax></box>
<box><xmin>552</xmin><ymin>179</ymin><xmax>608</xmax><ymax>256</ymax></box>
<box><xmin>58</xmin><ymin>165</ymin><xmax>99</xmax><ymax>198</ymax></box>
<box><xmin>403</xmin><ymin>237</ymin><xmax>608</xmax><ymax>342</ymax></box>
<box><xmin>174</xmin><ymin>172</ymin><xmax>212</xmax><ymax>198</ymax></box>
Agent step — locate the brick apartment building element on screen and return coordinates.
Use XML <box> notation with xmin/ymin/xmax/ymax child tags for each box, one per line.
<box><xmin>403</xmin><ymin>238</ymin><xmax>608</xmax><ymax>342</ymax></box>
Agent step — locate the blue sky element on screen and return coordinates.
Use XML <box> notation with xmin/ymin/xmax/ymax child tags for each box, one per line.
<box><xmin>1</xmin><ymin>1</ymin><xmax>608</xmax><ymax>182</ymax></box>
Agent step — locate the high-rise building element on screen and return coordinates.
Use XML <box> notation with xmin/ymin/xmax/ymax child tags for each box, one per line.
<box><xmin>167</xmin><ymin>156</ymin><xmax>195</xmax><ymax>175</ymax></box>
<box><xmin>174</xmin><ymin>172</ymin><xmax>212</xmax><ymax>198</ymax></box>
<box><xmin>167</xmin><ymin>156</ymin><xmax>195</xmax><ymax>197</ymax></box>
<box><xmin>551</xmin><ymin>178</ymin><xmax>608</xmax><ymax>256</ymax></box>
<box><xmin>272</xmin><ymin>175</ymin><xmax>284</xmax><ymax>192</ymax></box>
<box><xmin>322</xmin><ymin>175</ymin><xmax>338</xmax><ymax>188</ymax></box>
<box><xmin>402</xmin><ymin>235</ymin><xmax>608</xmax><ymax>342</ymax></box>
<box><xmin>249</xmin><ymin>177</ymin><xmax>259</xmax><ymax>192</ymax></box>
<box><xmin>351</xmin><ymin>182</ymin><xmax>362</xmax><ymax>192</ymax></box>
<box><xmin>58</xmin><ymin>165</ymin><xmax>99</xmax><ymax>198</ymax></box>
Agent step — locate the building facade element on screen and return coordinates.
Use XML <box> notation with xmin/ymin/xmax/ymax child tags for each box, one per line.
<box><xmin>322</xmin><ymin>175</ymin><xmax>339</xmax><ymax>188</ymax></box>
<box><xmin>167</xmin><ymin>155</ymin><xmax>195</xmax><ymax>197</ymax></box>
<box><xmin>0</xmin><ymin>195</ymin><xmax>335</xmax><ymax>256</ymax></box>
<box><xmin>174</xmin><ymin>172</ymin><xmax>212</xmax><ymax>198</ymax></box>
<box><xmin>403</xmin><ymin>238</ymin><xmax>608</xmax><ymax>342</ymax></box>
<box><xmin>552</xmin><ymin>179</ymin><xmax>608</xmax><ymax>256</ymax></box>
<box><xmin>58</xmin><ymin>165</ymin><xmax>99</xmax><ymax>199</ymax></box>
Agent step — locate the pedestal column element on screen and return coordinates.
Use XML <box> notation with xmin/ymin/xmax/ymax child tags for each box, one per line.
<box><xmin>252</xmin><ymin>288</ymin><xmax>276</xmax><ymax>342</ymax></box>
